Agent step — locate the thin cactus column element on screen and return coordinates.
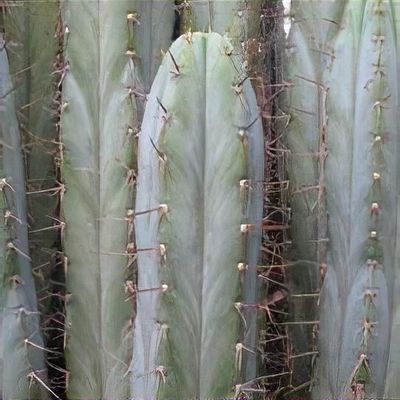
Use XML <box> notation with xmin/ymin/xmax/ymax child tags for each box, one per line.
<box><xmin>60</xmin><ymin>1</ymin><xmax>137</xmax><ymax>398</ymax></box>
<box><xmin>0</xmin><ymin>33</ymin><xmax>48</xmax><ymax>400</ymax></box>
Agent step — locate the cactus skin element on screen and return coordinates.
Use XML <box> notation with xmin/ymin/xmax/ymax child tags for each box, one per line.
<box><xmin>285</xmin><ymin>0</ymin><xmax>339</xmax><ymax>386</ymax></box>
<box><xmin>23</xmin><ymin>2</ymin><xmax>59</xmax><ymax>295</ymax></box>
<box><xmin>135</xmin><ymin>0</ymin><xmax>175</xmax><ymax>93</ymax></box>
<box><xmin>4</xmin><ymin>0</ymin><xmax>59</xmax><ymax>310</ymax></box>
<box><xmin>288</xmin><ymin>0</ymin><xmax>398</xmax><ymax>398</ymax></box>
<box><xmin>179</xmin><ymin>1</ymin><xmax>261</xmax><ymax>44</ymax></box>
<box><xmin>60</xmin><ymin>1</ymin><xmax>136</xmax><ymax>398</ymax></box>
<box><xmin>0</xmin><ymin>35</ymin><xmax>47</xmax><ymax>400</ymax></box>
<box><xmin>132</xmin><ymin>32</ymin><xmax>263</xmax><ymax>399</ymax></box>
<box><xmin>386</xmin><ymin>198</ymin><xmax>400</xmax><ymax>397</ymax></box>
<box><xmin>177</xmin><ymin>0</ymin><xmax>264</xmax><ymax>382</ymax></box>
<box><xmin>382</xmin><ymin>4</ymin><xmax>400</xmax><ymax>398</ymax></box>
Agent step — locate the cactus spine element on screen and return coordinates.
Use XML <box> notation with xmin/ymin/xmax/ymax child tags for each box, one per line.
<box><xmin>132</xmin><ymin>32</ymin><xmax>263</xmax><ymax>399</ymax></box>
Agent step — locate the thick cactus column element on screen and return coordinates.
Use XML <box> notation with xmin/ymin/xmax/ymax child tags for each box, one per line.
<box><xmin>132</xmin><ymin>32</ymin><xmax>263</xmax><ymax>400</ymax></box>
<box><xmin>60</xmin><ymin>1</ymin><xmax>137</xmax><ymax>398</ymax></box>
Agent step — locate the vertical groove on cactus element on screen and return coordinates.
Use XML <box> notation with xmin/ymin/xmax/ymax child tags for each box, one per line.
<box><xmin>180</xmin><ymin>0</ymin><xmax>261</xmax><ymax>43</ymax></box>
<box><xmin>255</xmin><ymin>2</ymin><xmax>292</xmax><ymax>395</ymax></box>
<box><xmin>385</xmin><ymin>195</ymin><xmax>400</xmax><ymax>397</ymax></box>
<box><xmin>132</xmin><ymin>32</ymin><xmax>263</xmax><ymax>399</ymax></box>
<box><xmin>317</xmin><ymin>1</ymin><xmax>397</xmax><ymax>397</ymax></box>
<box><xmin>135</xmin><ymin>0</ymin><xmax>175</xmax><ymax>93</ymax></box>
<box><xmin>177</xmin><ymin>1</ymin><xmax>264</xmax><ymax>384</ymax></box>
<box><xmin>60</xmin><ymin>1</ymin><xmax>136</xmax><ymax>398</ymax></box>
<box><xmin>22</xmin><ymin>1</ymin><xmax>59</xmax><ymax>302</ymax></box>
<box><xmin>0</xmin><ymin>33</ymin><xmax>47</xmax><ymax>400</ymax></box>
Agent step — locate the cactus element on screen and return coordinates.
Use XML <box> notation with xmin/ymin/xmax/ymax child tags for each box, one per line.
<box><xmin>178</xmin><ymin>0</ymin><xmax>260</xmax><ymax>40</ymax></box>
<box><xmin>132</xmin><ymin>32</ymin><xmax>263</xmax><ymax>399</ymax></box>
<box><xmin>5</xmin><ymin>1</ymin><xmax>400</xmax><ymax>399</ymax></box>
<box><xmin>287</xmin><ymin>0</ymin><xmax>399</xmax><ymax>398</ymax></box>
<box><xmin>22</xmin><ymin>1</ymin><xmax>60</xmax><ymax>296</ymax></box>
<box><xmin>176</xmin><ymin>0</ymin><xmax>266</xmax><ymax>382</ymax></box>
<box><xmin>60</xmin><ymin>1</ymin><xmax>137</xmax><ymax>398</ymax></box>
<box><xmin>0</xmin><ymin>32</ymin><xmax>47</xmax><ymax>399</ymax></box>
<box><xmin>4</xmin><ymin>0</ymin><xmax>60</xmax><ymax>308</ymax></box>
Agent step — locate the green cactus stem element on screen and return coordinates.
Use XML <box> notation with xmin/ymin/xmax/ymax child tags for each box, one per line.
<box><xmin>60</xmin><ymin>1</ymin><xmax>137</xmax><ymax>398</ymax></box>
<box><xmin>176</xmin><ymin>0</ymin><xmax>265</xmax><ymax>383</ymax></box>
<box><xmin>4</xmin><ymin>0</ymin><xmax>60</xmax><ymax>311</ymax></box>
<box><xmin>287</xmin><ymin>0</ymin><xmax>399</xmax><ymax>398</ymax></box>
<box><xmin>132</xmin><ymin>32</ymin><xmax>263</xmax><ymax>399</ymax></box>
<box><xmin>0</xmin><ymin>32</ymin><xmax>48</xmax><ymax>400</ymax></box>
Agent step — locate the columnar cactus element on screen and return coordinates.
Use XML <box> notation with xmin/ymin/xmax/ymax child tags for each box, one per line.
<box><xmin>177</xmin><ymin>0</ymin><xmax>260</xmax><ymax>41</ymax></box>
<box><xmin>60</xmin><ymin>2</ymin><xmax>137</xmax><ymax>398</ymax></box>
<box><xmin>0</xmin><ymin>33</ymin><xmax>47</xmax><ymax>400</ymax></box>
<box><xmin>5</xmin><ymin>1</ymin><xmax>400</xmax><ymax>400</ymax></box>
<box><xmin>175</xmin><ymin>1</ymin><xmax>265</xmax><ymax>382</ymax></box>
<box><xmin>4</xmin><ymin>0</ymin><xmax>60</xmax><ymax>309</ymax></box>
<box><xmin>287</xmin><ymin>0</ymin><xmax>399</xmax><ymax>398</ymax></box>
<box><xmin>132</xmin><ymin>32</ymin><xmax>263</xmax><ymax>399</ymax></box>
